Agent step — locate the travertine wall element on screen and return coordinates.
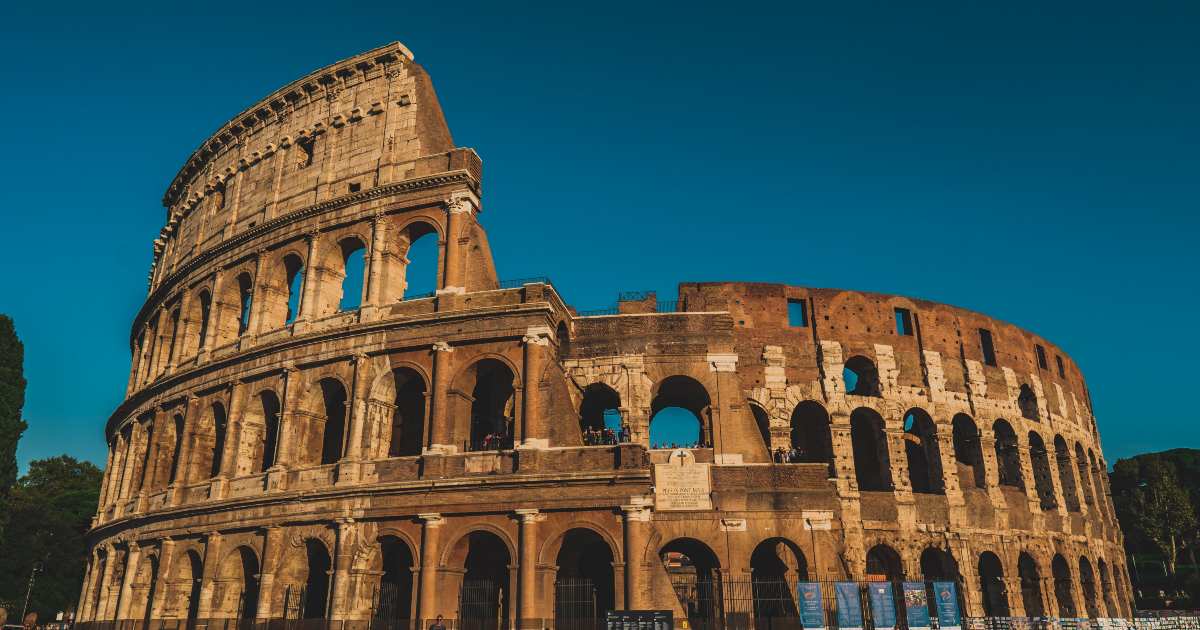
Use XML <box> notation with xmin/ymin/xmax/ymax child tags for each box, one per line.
<box><xmin>79</xmin><ymin>42</ymin><xmax>1130</xmax><ymax>629</ymax></box>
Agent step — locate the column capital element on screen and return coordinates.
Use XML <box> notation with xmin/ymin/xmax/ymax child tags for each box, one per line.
<box><xmin>707</xmin><ymin>352</ymin><xmax>739</xmax><ymax>372</ymax></box>
<box><xmin>418</xmin><ymin>512</ymin><xmax>444</xmax><ymax>525</ymax></box>
<box><xmin>352</xmin><ymin>352</ymin><xmax>370</xmax><ymax>365</ymax></box>
<box><xmin>432</xmin><ymin>341</ymin><xmax>454</xmax><ymax>353</ymax></box>
<box><xmin>445</xmin><ymin>191</ymin><xmax>480</xmax><ymax>215</ymax></box>
<box><xmin>514</xmin><ymin>508</ymin><xmax>541</xmax><ymax>523</ymax></box>
<box><xmin>620</xmin><ymin>505</ymin><xmax>652</xmax><ymax>522</ymax></box>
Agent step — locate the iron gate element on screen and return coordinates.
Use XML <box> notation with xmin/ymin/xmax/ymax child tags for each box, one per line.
<box><xmin>555</xmin><ymin>578</ymin><xmax>603</xmax><ymax>630</ymax></box>
<box><xmin>458</xmin><ymin>579</ymin><xmax>507</xmax><ymax>630</ymax></box>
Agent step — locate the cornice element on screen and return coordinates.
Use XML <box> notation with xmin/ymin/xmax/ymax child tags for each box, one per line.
<box><xmin>133</xmin><ymin>168</ymin><xmax>478</xmax><ymax>342</ymax></box>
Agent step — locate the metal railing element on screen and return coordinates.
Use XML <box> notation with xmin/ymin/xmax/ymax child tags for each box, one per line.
<box><xmin>498</xmin><ymin>276</ymin><xmax>552</xmax><ymax>289</ymax></box>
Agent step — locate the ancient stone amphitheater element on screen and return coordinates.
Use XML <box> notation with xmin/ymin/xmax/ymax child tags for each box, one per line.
<box><xmin>78</xmin><ymin>42</ymin><xmax>1131</xmax><ymax>630</ymax></box>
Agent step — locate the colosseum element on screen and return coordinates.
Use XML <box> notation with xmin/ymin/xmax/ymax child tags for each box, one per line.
<box><xmin>78</xmin><ymin>42</ymin><xmax>1131</xmax><ymax>630</ymax></box>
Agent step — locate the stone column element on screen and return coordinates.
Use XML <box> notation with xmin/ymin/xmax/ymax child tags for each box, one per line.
<box><xmin>199</xmin><ymin>271</ymin><xmax>224</xmax><ymax>362</ymax></box>
<box><xmin>520</xmin><ymin>328</ymin><xmax>551</xmax><ymax>449</ymax></box>
<box><xmin>170</xmin><ymin>395</ymin><xmax>201</xmax><ymax>505</ymax></box>
<box><xmin>98</xmin><ymin>443</ymin><xmax>116</xmax><ymax>509</ymax></box>
<box><xmin>516</xmin><ymin>509</ymin><xmax>540</xmax><ymax>628</ymax></box>
<box><xmin>140</xmin><ymin>410</ymin><xmax>164</xmax><ymax>495</ymax></box>
<box><xmin>363</xmin><ymin>212</ymin><xmax>388</xmax><ymax>316</ymax></box>
<box><xmin>339</xmin><ymin>353</ymin><xmax>371</xmax><ymax>484</ymax></box>
<box><xmin>427</xmin><ymin>342</ymin><xmax>455</xmax><ymax>453</ymax></box>
<box><xmin>438</xmin><ymin>193</ymin><xmax>476</xmax><ymax>295</ymax></box>
<box><xmin>707</xmin><ymin>353</ymin><xmax>739</xmax><ymax>462</ymax></box>
<box><xmin>118</xmin><ymin>424</ymin><xmax>144</xmax><ymax>504</ymax></box>
<box><xmin>269</xmin><ymin>366</ymin><xmax>301</xmax><ymax>490</ymax></box>
<box><xmin>107</xmin><ymin>435</ymin><xmax>128</xmax><ymax>507</ymax></box>
<box><xmin>174</xmin><ymin>289</ymin><xmax>195</xmax><ymax>369</ymax></box>
<box><xmin>255</xmin><ymin>527</ymin><xmax>285</xmax><ymax>620</ymax></box>
<box><xmin>94</xmin><ymin>546</ymin><xmax>117</xmax><ymax>620</ymax></box>
<box><xmin>196</xmin><ymin>532</ymin><xmax>224</xmax><ymax>620</ymax></box>
<box><xmin>417</xmin><ymin>514</ymin><xmax>444</xmax><ymax>622</ymax></box>
<box><xmin>330</xmin><ymin>518</ymin><xmax>358</xmax><ymax>619</ymax></box>
<box><xmin>150</xmin><ymin>539</ymin><xmax>177</xmax><ymax>619</ymax></box>
<box><xmin>114</xmin><ymin>543</ymin><xmax>141</xmax><ymax>620</ymax></box>
<box><xmin>246</xmin><ymin>249</ymin><xmax>268</xmax><ymax>338</ymax></box>
<box><xmin>621</xmin><ymin>503</ymin><xmax>651</xmax><ymax>610</ymax></box>
<box><xmin>77</xmin><ymin>553</ymin><xmax>98</xmax><ymax>622</ymax></box>
<box><xmin>296</xmin><ymin>231</ymin><xmax>321</xmax><ymax>326</ymax></box>
<box><xmin>215</xmin><ymin>381</ymin><xmax>247</xmax><ymax>496</ymax></box>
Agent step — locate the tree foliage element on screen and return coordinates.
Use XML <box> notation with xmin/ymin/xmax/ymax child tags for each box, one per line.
<box><xmin>0</xmin><ymin>456</ymin><xmax>102</xmax><ymax>620</ymax></box>
<box><xmin>1112</xmin><ymin>448</ymin><xmax>1200</xmax><ymax>576</ymax></box>
<box><xmin>0</xmin><ymin>314</ymin><xmax>29</xmax><ymax>542</ymax></box>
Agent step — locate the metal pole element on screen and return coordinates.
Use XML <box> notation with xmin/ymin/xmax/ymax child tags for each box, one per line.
<box><xmin>20</xmin><ymin>562</ymin><xmax>43</xmax><ymax>624</ymax></box>
<box><xmin>807</xmin><ymin>519</ymin><xmax>819</xmax><ymax>580</ymax></box>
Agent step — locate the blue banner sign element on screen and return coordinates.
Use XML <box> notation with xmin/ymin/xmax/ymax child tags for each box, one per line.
<box><xmin>867</xmin><ymin>582</ymin><xmax>897</xmax><ymax>630</ymax></box>
<box><xmin>834</xmin><ymin>582</ymin><xmax>863</xmax><ymax>630</ymax></box>
<box><xmin>931</xmin><ymin>581</ymin><xmax>962</xmax><ymax>630</ymax></box>
<box><xmin>902</xmin><ymin>582</ymin><xmax>931</xmax><ymax>630</ymax></box>
<box><xmin>797</xmin><ymin>582</ymin><xmax>825</xmax><ymax>630</ymax></box>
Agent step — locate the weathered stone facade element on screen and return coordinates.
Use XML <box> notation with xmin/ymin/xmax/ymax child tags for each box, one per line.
<box><xmin>78</xmin><ymin>42</ymin><xmax>1131</xmax><ymax>628</ymax></box>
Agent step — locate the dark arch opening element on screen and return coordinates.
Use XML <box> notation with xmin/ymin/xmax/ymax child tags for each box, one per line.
<box><xmin>338</xmin><ymin>238</ymin><xmax>367</xmax><ymax>312</ymax></box>
<box><xmin>168</xmin><ymin>413</ymin><xmax>185</xmax><ymax>485</ymax></box>
<box><xmin>650</xmin><ymin>376</ymin><xmax>711</xmax><ymax>449</ymax></box>
<box><xmin>1075</xmin><ymin>443</ymin><xmax>1096</xmax><ymax>507</ymax></box>
<box><xmin>1097</xmin><ymin>559</ymin><xmax>1116</xmax><ymax>618</ymax></box>
<box><xmin>210</xmin><ymin>402</ymin><xmax>228</xmax><ymax>478</ymax></box>
<box><xmin>554</xmin><ymin>529</ymin><xmax>616</xmax><ymax>623</ymax></box>
<box><xmin>319</xmin><ymin>379</ymin><xmax>348</xmax><ymax>465</ymax></box>
<box><xmin>1055</xmin><ymin>435</ymin><xmax>1080</xmax><ymax>511</ymax></box>
<box><xmin>260</xmin><ymin>391</ymin><xmax>281</xmax><ymax>472</ymax></box>
<box><xmin>750</xmin><ymin>539</ymin><xmax>807</xmax><ymax>621</ymax></box>
<box><xmin>866</xmin><ymin>544</ymin><xmax>904</xmax><ymax>581</ymax></box>
<box><xmin>993</xmin><ymin>420</ymin><xmax>1023</xmax><ymax>489</ymax></box>
<box><xmin>185</xmin><ymin>550</ymin><xmax>203</xmax><ymax>623</ymax></box>
<box><xmin>303</xmin><ymin>540</ymin><xmax>332</xmax><ymax>619</ymax></box>
<box><xmin>1018</xmin><ymin>384</ymin><xmax>1040</xmax><ymax>421</ymax></box>
<box><xmin>141</xmin><ymin>555</ymin><xmax>159</xmax><ymax>627</ymax></box>
<box><xmin>1052</xmin><ymin>554</ymin><xmax>1077</xmax><ymax>617</ymax></box>
<box><xmin>851</xmin><ymin>408</ymin><xmax>892</xmax><ymax>491</ymax></box>
<box><xmin>468</xmin><ymin>359</ymin><xmax>516</xmax><ymax>451</ymax></box>
<box><xmin>920</xmin><ymin>547</ymin><xmax>959</xmax><ymax>615</ymax></box>
<box><xmin>904</xmin><ymin>408</ymin><xmax>944</xmax><ymax>494</ymax></box>
<box><xmin>1028</xmin><ymin>432</ymin><xmax>1057</xmax><ymax>510</ymax></box>
<box><xmin>402</xmin><ymin>226</ymin><xmax>439</xmax><ymax>299</ymax></box>
<box><xmin>237</xmin><ymin>547</ymin><xmax>260</xmax><ymax>620</ymax></box>
<box><xmin>284</xmin><ymin>254</ymin><xmax>305</xmax><ymax>325</ymax></box>
<box><xmin>579</xmin><ymin>383</ymin><xmax>622</xmax><ymax>444</ymax></box>
<box><xmin>750</xmin><ymin>403</ymin><xmax>771</xmax><ymax>454</ymax></box>
<box><xmin>660</xmin><ymin>538</ymin><xmax>721</xmax><ymax>627</ymax></box>
<box><xmin>1018</xmin><ymin>553</ymin><xmax>1044</xmax><ymax>618</ymax></box>
<box><xmin>378</xmin><ymin>536</ymin><xmax>414</xmax><ymax>624</ymax></box>
<box><xmin>459</xmin><ymin>532</ymin><xmax>512</xmax><ymax>627</ymax></box>
<box><xmin>952</xmin><ymin>414</ymin><xmax>986</xmax><ymax>489</ymax></box>
<box><xmin>979</xmin><ymin>552</ymin><xmax>1009</xmax><ymax>617</ymax></box>
<box><xmin>236</xmin><ymin>272</ymin><xmax>254</xmax><ymax>336</ymax></box>
<box><xmin>1079</xmin><ymin>557</ymin><xmax>1099</xmax><ymax>619</ymax></box>
<box><xmin>843</xmin><ymin>355</ymin><xmax>882</xmax><ymax>397</ymax></box>
<box><xmin>197</xmin><ymin>290</ymin><xmax>212</xmax><ymax>350</ymax></box>
<box><xmin>388</xmin><ymin>368</ymin><xmax>427</xmax><ymax>457</ymax></box>
<box><xmin>790</xmin><ymin>401</ymin><xmax>834</xmax><ymax>475</ymax></box>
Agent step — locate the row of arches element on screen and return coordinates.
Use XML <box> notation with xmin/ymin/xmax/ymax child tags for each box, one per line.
<box><xmin>130</xmin><ymin>219</ymin><xmax>441</xmax><ymax>391</ymax></box>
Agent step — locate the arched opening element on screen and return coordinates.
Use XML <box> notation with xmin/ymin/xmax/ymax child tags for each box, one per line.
<box><xmin>660</xmin><ymin>538</ymin><xmax>722</xmax><ymax>628</ymax></box>
<box><xmin>851</xmin><ymin>408</ymin><xmax>892</xmax><ymax>491</ymax></box>
<box><xmin>1052</xmin><ymin>554</ymin><xmax>1077</xmax><ymax>617</ymax></box>
<box><xmin>866</xmin><ymin>544</ymin><xmax>904</xmax><ymax>581</ymax></box>
<box><xmin>284</xmin><ymin>254</ymin><xmax>305</xmax><ymax>325</ymax></box>
<box><xmin>387</xmin><ymin>368</ymin><xmax>427</xmax><ymax>457</ymax></box>
<box><xmin>920</xmin><ymin>547</ymin><xmax>959</xmax><ymax>616</ymax></box>
<box><xmin>183</xmin><ymin>549</ymin><xmax>203</xmax><ymax>623</ymax></box>
<box><xmin>237</xmin><ymin>547</ymin><xmax>260</xmax><ymax>620</ymax></box>
<box><xmin>89</xmin><ymin>551</ymin><xmax>107</xmax><ymax>620</ymax></box>
<box><xmin>167</xmin><ymin>413</ymin><xmax>185</xmax><ymax>486</ymax></box>
<box><xmin>259</xmin><ymin>390</ymin><xmax>282</xmax><ymax>473</ymax></box>
<box><xmin>750</xmin><ymin>539</ymin><xmax>807</xmax><ymax>621</ymax></box>
<box><xmin>377</xmin><ymin>536</ymin><xmax>415</xmax><ymax>625</ymax></box>
<box><xmin>217</xmin><ymin>546</ymin><xmax>259</xmax><ymax>621</ymax></box>
<box><xmin>236</xmin><ymin>272</ymin><xmax>254</xmax><ymax>336</ymax></box>
<box><xmin>1088</xmin><ymin>450</ymin><xmax>1106</xmax><ymax>516</ymax></box>
<box><xmin>338</xmin><ymin>238</ymin><xmax>367</xmax><ymax>311</ymax></box>
<box><xmin>904</xmin><ymin>408</ymin><xmax>943</xmax><ymax>494</ymax></box>
<box><xmin>165</xmin><ymin>308</ymin><xmax>181</xmax><ymax>367</ymax></box>
<box><xmin>318</xmin><ymin>378</ymin><xmax>348</xmax><ymax>465</ymax></box>
<box><xmin>1075</xmin><ymin>443</ymin><xmax>1096</xmax><ymax>507</ymax></box>
<box><xmin>952</xmin><ymin>414</ymin><xmax>986</xmax><ymax>489</ymax></box>
<box><xmin>554</xmin><ymin>529</ymin><xmax>616</xmax><ymax>625</ymax></box>
<box><xmin>209</xmin><ymin>402</ymin><xmax>228</xmax><ymax>479</ymax></box>
<box><xmin>196</xmin><ymin>290</ymin><xmax>212</xmax><ymax>350</ymax></box>
<box><xmin>1055</xmin><ymin>435</ymin><xmax>1080</xmax><ymax>511</ymax></box>
<box><xmin>843</xmin><ymin>356</ymin><xmax>882</xmax><ymax>397</ymax></box>
<box><xmin>1018</xmin><ymin>384</ymin><xmax>1039</xmax><ymax>421</ymax></box>
<box><xmin>303</xmin><ymin>539</ymin><xmax>332</xmax><ymax>619</ymax></box>
<box><xmin>1015</xmin><ymin>553</ymin><xmax>1044</xmax><ymax>619</ymax></box>
<box><xmin>750</xmin><ymin>403</ymin><xmax>771</xmax><ymax>455</ymax></box>
<box><xmin>1028</xmin><ymin>432</ymin><xmax>1057</xmax><ymax>510</ymax></box>
<box><xmin>789</xmin><ymin>401</ymin><xmax>833</xmax><ymax>474</ymax></box>
<box><xmin>140</xmin><ymin>555</ymin><xmax>159</xmax><ymax>627</ymax></box>
<box><xmin>650</xmin><ymin>376</ymin><xmax>711</xmax><ymax>449</ymax></box>
<box><xmin>579</xmin><ymin>383</ymin><xmax>622</xmax><ymax>445</ymax></box>
<box><xmin>1097</xmin><ymin>559</ymin><xmax>1116</xmax><ymax>618</ymax></box>
<box><xmin>401</xmin><ymin>225</ymin><xmax>439</xmax><ymax>299</ymax></box>
<box><xmin>992</xmin><ymin>420</ymin><xmax>1023</xmax><ymax>489</ymax></box>
<box><xmin>467</xmin><ymin>359</ymin><xmax>516</xmax><ymax>451</ymax></box>
<box><xmin>456</xmin><ymin>532</ymin><xmax>512</xmax><ymax>629</ymax></box>
<box><xmin>978</xmin><ymin>551</ymin><xmax>1009</xmax><ymax>617</ymax></box>
<box><xmin>1079</xmin><ymin>557</ymin><xmax>1099</xmax><ymax>619</ymax></box>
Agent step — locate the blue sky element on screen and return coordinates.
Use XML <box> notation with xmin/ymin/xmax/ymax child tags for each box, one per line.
<box><xmin>0</xmin><ymin>1</ymin><xmax>1196</xmax><ymax>471</ymax></box>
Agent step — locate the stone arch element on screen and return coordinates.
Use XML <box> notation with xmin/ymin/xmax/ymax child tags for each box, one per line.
<box><xmin>790</xmin><ymin>400</ymin><xmax>834</xmax><ymax>474</ymax></box>
<box><xmin>1054</xmin><ymin>435</ymin><xmax>1080</xmax><ymax>511</ymax></box>
<box><xmin>215</xmin><ymin>545</ymin><xmax>260</xmax><ymax>620</ymax></box>
<box><xmin>445</xmin><ymin>529</ymin><xmax>514</xmax><ymax>624</ymax></box>
<box><xmin>217</xmin><ymin>270</ymin><xmax>255</xmax><ymax>346</ymax></box>
<box><xmin>452</xmin><ymin>357</ymin><xmax>519</xmax><ymax>451</ymax></box>
<box><xmin>579</xmin><ymin>383</ymin><xmax>622</xmax><ymax>442</ymax></box>
<box><xmin>649</xmin><ymin>375</ymin><xmax>713</xmax><ymax>449</ymax></box>
<box><xmin>245</xmin><ymin>388</ymin><xmax>282</xmax><ymax>474</ymax></box>
<box><xmin>372</xmin><ymin>535</ymin><xmax>417</xmax><ymax>624</ymax></box>
<box><xmin>278</xmin><ymin>536</ymin><xmax>334</xmax><ymax>619</ymax></box>
<box><xmin>540</xmin><ymin>522</ymin><xmax>622</xmax><ymax>566</ymax></box>
<box><xmin>1052</xmin><ymin>554</ymin><xmax>1077</xmax><ymax>617</ymax></box>
<box><xmin>920</xmin><ymin>547</ymin><xmax>958</xmax><ymax>581</ymax></box>
<box><xmin>1079</xmin><ymin>556</ymin><xmax>1099</xmax><ymax>618</ymax></box>
<box><xmin>978</xmin><ymin>551</ymin><xmax>1009</xmax><ymax>617</ymax></box>
<box><xmin>259</xmin><ymin>250</ymin><xmax>306</xmax><ymax>331</ymax></box>
<box><xmin>185</xmin><ymin>287</ymin><xmax>213</xmax><ymax>358</ymax></box>
<box><xmin>1027</xmin><ymin>431</ymin><xmax>1057</xmax><ymax>510</ymax></box>
<box><xmin>1075</xmin><ymin>442</ymin><xmax>1096</xmax><ymax>507</ymax></box>
<box><xmin>553</xmin><ymin>528</ymin><xmax>617</xmax><ymax>621</ymax></box>
<box><xmin>1096</xmin><ymin>558</ymin><xmax>1116</xmax><ymax>618</ymax></box>
<box><xmin>659</xmin><ymin>538</ymin><xmax>722</xmax><ymax>626</ymax></box>
<box><xmin>188</xmin><ymin>400</ymin><xmax>229</xmax><ymax>481</ymax></box>
<box><xmin>750</xmin><ymin>538</ymin><xmax>807</xmax><ymax>619</ymax></box>
<box><xmin>844</xmin><ymin>355</ymin><xmax>882</xmax><ymax>397</ymax></box>
<box><xmin>171</xmin><ymin>548</ymin><xmax>204</xmax><ymax>622</ymax></box>
<box><xmin>904</xmin><ymin>408</ymin><xmax>943</xmax><ymax>494</ymax></box>
<box><xmin>335</xmin><ymin>235</ymin><xmax>368</xmax><ymax>312</ymax></box>
<box><xmin>851</xmin><ymin>407</ymin><xmax>892</xmax><ymax>491</ymax></box>
<box><xmin>126</xmin><ymin>550</ymin><xmax>159</xmax><ymax>624</ymax></box>
<box><xmin>1018</xmin><ymin>552</ymin><xmax>1044</xmax><ymax>618</ymax></box>
<box><xmin>952</xmin><ymin>414</ymin><xmax>986</xmax><ymax>489</ymax></box>
<box><xmin>166</xmin><ymin>412</ymin><xmax>186</xmax><ymax>487</ymax></box>
<box><xmin>866</xmin><ymin>543</ymin><xmax>904</xmax><ymax>580</ymax></box>
<box><xmin>749</xmin><ymin>401</ymin><xmax>771</xmax><ymax>454</ymax></box>
<box><xmin>992</xmin><ymin>419</ymin><xmax>1023</xmax><ymax>489</ymax></box>
<box><xmin>368</xmin><ymin>366</ymin><xmax>429</xmax><ymax>458</ymax></box>
<box><xmin>1018</xmin><ymin>384</ymin><xmax>1040</xmax><ymax>421</ymax></box>
<box><xmin>391</xmin><ymin>218</ymin><xmax>443</xmax><ymax>300</ymax></box>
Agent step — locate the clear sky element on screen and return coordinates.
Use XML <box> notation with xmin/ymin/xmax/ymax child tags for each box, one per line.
<box><xmin>1</xmin><ymin>1</ymin><xmax>1196</xmax><ymax>471</ymax></box>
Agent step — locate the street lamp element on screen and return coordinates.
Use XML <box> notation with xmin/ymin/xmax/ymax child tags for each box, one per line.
<box><xmin>20</xmin><ymin>561</ymin><xmax>44</xmax><ymax>624</ymax></box>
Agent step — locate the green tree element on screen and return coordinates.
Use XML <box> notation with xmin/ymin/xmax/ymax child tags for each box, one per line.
<box><xmin>1123</xmin><ymin>460</ymin><xmax>1197</xmax><ymax>576</ymax></box>
<box><xmin>0</xmin><ymin>456</ymin><xmax>102</xmax><ymax>621</ymax></box>
<box><xmin>0</xmin><ymin>314</ymin><xmax>28</xmax><ymax>541</ymax></box>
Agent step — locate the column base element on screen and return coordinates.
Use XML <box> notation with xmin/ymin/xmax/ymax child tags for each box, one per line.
<box><xmin>266</xmin><ymin>466</ymin><xmax>289</xmax><ymax>492</ymax></box>
<box><xmin>517</xmin><ymin>438</ymin><xmax>549</xmax><ymax>450</ymax></box>
<box><xmin>336</xmin><ymin>459</ymin><xmax>361</xmax><ymax>485</ymax></box>
<box><xmin>209</xmin><ymin>477</ymin><xmax>228</xmax><ymax>501</ymax></box>
<box><xmin>436</xmin><ymin>287</ymin><xmax>466</xmax><ymax>296</ymax></box>
<box><xmin>424</xmin><ymin>444</ymin><xmax>458</xmax><ymax>455</ymax></box>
